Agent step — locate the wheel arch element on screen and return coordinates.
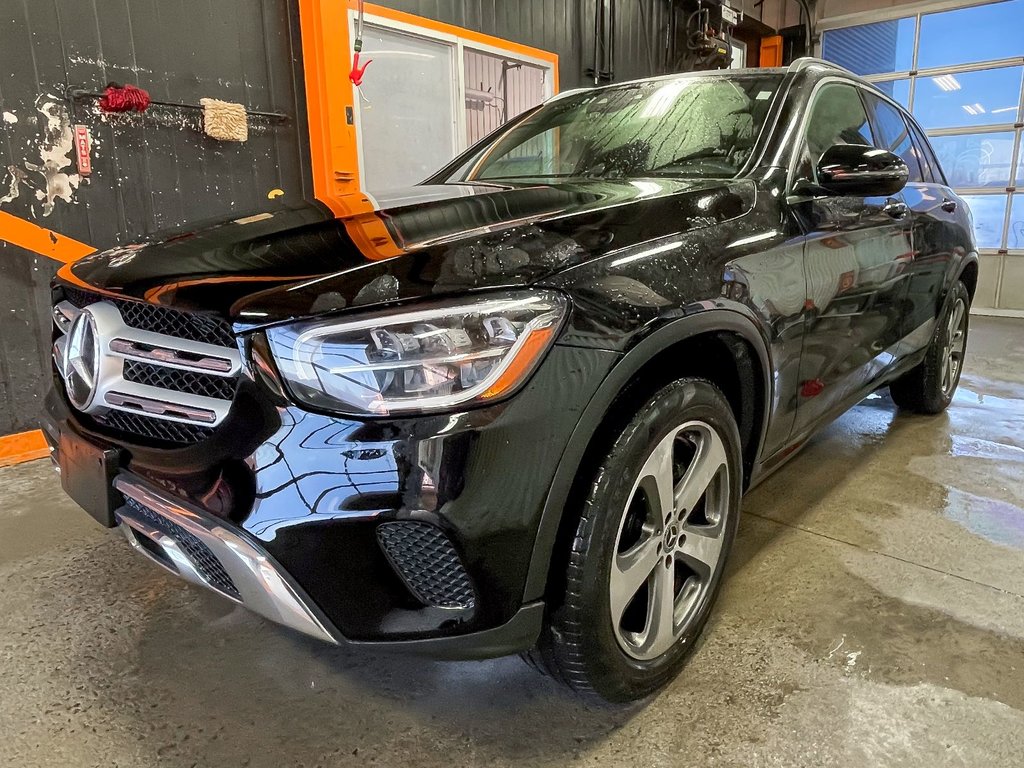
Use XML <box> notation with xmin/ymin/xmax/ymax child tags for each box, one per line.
<box><xmin>523</xmin><ymin>308</ymin><xmax>773</xmax><ymax>603</ymax></box>
<box><xmin>957</xmin><ymin>254</ymin><xmax>980</xmax><ymax>303</ymax></box>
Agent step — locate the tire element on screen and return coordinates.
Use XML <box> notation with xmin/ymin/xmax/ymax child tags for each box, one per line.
<box><xmin>890</xmin><ymin>281</ymin><xmax>970</xmax><ymax>415</ymax></box>
<box><xmin>527</xmin><ymin>378</ymin><xmax>743</xmax><ymax>703</ymax></box>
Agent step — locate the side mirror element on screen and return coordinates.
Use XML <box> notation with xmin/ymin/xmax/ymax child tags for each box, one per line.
<box><xmin>815</xmin><ymin>144</ymin><xmax>909</xmax><ymax>197</ymax></box>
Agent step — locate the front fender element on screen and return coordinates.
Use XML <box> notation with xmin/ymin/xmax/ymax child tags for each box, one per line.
<box><xmin>522</xmin><ymin>307</ymin><xmax>773</xmax><ymax>603</ymax></box>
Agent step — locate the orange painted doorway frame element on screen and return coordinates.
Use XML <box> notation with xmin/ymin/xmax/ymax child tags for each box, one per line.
<box><xmin>296</xmin><ymin>0</ymin><xmax>560</xmax><ymax>218</ymax></box>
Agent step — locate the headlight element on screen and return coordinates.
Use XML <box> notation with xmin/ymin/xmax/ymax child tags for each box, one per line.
<box><xmin>266</xmin><ymin>290</ymin><xmax>568</xmax><ymax>416</ymax></box>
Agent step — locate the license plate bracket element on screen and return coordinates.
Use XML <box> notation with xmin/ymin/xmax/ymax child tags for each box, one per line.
<box><xmin>59</xmin><ymin>430</ymin><xmax>122</xmax><ymax>527</ymax></box>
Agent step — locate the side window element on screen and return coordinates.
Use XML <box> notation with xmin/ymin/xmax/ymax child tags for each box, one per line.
<box><xmin>908</xmin><ymin>121</ymin><xmax>947</xmax><ymax>186</ymax></box>
<box><xmin>863</xmin><ymin>92</ymin><xmax>924</xmax><ymax>182</ymax></box>
<box><xmin>798</xmin><ymin>82</ymin><xmax>873</xmax><ymax>181</ymax></box>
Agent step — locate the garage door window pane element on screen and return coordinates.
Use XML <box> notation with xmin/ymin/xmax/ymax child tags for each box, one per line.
<box><xmin>960</xmin><ymin>194</ymin><xmax>1008</xmax><ymax>249</ymax></box>
<box><xmin>821</xmin><ymin>18</ymin><xmax>915</xmax><ymax>76</ymax></box>
<box><xmin>875</xmin><ymin>78</ymin><xmax>910</xmax><ymax>108</ymax></box>
<box><xmin>1017</xmin><ymin>139</ymin><xmax>1024</xmax><ymax>186</ymax></box>
<box><xmin>918</xmin><ymin>0</ymin><xmax>1024</xmax><ymax>70</ymax></box>
<box><xmin>930</xmin><ymin>132</ymin><xmax>1016</xmax><ymax>188</ymax></box>
<box><xmin>912</xmin><ymin>66</ymin><xmax>1024</xmax><ymax>129</ymax></box>
<box><xmin>1008</xmin><ymin>195</ymin><xmax>1024</xmax><ymax>251</ymax></box>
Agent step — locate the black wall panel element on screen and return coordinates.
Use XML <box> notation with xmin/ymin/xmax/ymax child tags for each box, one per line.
<box><xmin>0</xmin><ymin>0</ymin><xmax>311</xmax><ymax>435</ymax></box>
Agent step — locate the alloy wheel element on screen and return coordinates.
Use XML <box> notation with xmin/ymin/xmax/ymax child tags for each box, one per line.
<box><xmin>609</xmin><ymin>420</ymin><xmax>731</xmax><ymax>661</ymax></box>
<box><xmin>942</xmin><ymin>297</ymin><xmax>967</xmax><ymax>397</ymax></box>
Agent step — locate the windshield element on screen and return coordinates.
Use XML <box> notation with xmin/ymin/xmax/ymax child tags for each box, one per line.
<box><xmin>442</xmin><ymin>73</ymin><xmax>784</xmax><ymax>184</ymax></box>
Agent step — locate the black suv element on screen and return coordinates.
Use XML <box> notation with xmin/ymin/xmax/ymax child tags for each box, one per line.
<box><xmin>45</xmin><ymin>59</ymin><xmax>977</xmax><ymax>703</ymax></box>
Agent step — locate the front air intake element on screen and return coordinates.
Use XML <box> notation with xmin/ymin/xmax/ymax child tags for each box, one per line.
<box><xmin>376</xmin><ymin>521</ymin><xmax>476</xmax><ymax>610</ymax></box>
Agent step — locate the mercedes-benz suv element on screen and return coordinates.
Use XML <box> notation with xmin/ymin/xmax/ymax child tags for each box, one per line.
<box><xmin>45</xmin><ymin>59</ymin><xmax>977</xmax><ymax>703</ymax></box>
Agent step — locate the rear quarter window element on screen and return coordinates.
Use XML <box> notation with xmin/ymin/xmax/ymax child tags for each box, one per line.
<box><xmin>907</xmin><ymin>118</ymin><xmax>948</xmax><ymax>186</ymax></box>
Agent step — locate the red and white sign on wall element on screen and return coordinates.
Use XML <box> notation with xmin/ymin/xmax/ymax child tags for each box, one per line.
<box><xmin>74</xmin><ymin>124</ymin><xmax>92</xmax><ymax>176</ymax></box>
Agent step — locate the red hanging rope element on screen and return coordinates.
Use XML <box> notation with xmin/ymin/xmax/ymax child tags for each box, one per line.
<box><xmin>98</xmin><ymin>83</ymin><xmax>151</xmax><ymax>113</ymax></box>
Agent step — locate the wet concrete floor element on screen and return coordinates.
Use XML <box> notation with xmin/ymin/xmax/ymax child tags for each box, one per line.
<box><xmin>1</xmin><ymin>316</ymin><xmax>1022</xmax><ymax>767</ymax></box>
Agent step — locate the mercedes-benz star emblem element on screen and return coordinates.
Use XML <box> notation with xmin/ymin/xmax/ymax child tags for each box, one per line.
<box><xmin>62</xmin><ymin>310</ymin><xmax>101</xmax><ymax>410</ymax></box>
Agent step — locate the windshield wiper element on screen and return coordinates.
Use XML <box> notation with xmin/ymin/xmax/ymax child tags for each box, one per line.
<box><xmin>647</xmin><ymin>149</ymin><xmax>731</xmax><ymax>174</ymax></box>
<box><xmin>471</xmin><ymin>173</ymin><xmax>585</xmax><ymax>182</ymax></box>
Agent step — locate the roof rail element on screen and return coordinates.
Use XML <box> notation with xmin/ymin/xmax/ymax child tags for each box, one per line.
<box><xmin>787</xmin><ymin>57</ymin><xmax>856</xmax><ymax>76</ymax></box>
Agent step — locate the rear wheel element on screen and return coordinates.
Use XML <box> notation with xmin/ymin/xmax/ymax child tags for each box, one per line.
<box><xmin>528</xmin><ymin>378</ymin><xmax>742</xmax><ymax>703</ymax></box>
<box><xmin>890</xmin><ymin>281</ymin><xmax>970</xmax><ymax>414</ymax></box>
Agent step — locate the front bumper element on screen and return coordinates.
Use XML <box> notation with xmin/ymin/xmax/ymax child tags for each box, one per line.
<box><xmin>44</xmin><ymin>343</ymin><xmax>619</xmax><ymax>657</ymax></box>
<box><xmin>114</xmin><ymin>473</ymin><xmax>337</xmax><ymax>644</ymax></box>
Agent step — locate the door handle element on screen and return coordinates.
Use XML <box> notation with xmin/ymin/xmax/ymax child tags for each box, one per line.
<box><xmin>882</xmin><ymin>200</ymin><xmax>909</xmax><ymax>219</ymax></box>
<box><xmin>941</xmin><ymin>198</ymin><xmax>957</xmax><ymax>213</ymax></box>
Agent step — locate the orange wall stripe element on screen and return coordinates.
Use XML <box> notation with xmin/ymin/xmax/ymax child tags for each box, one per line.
<box><xmin>0</xmin><ymin>429</ymin><xmax>49</xmax><ymax>468</ymax></box>
<box><xmin>0</xmin><ymin>210</ymin><xmax>96</xmax><ymax>263</ymax></box>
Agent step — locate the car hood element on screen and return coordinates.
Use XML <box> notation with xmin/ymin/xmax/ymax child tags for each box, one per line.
<box><xmin>66</xmin><ymin>177</ymin><xmax>754</xmax><ymax>328</ymax></box>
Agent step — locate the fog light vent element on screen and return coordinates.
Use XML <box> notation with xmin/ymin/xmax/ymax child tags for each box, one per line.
<box><xmin>376</xmin><ymin>521</ymin><xmax>475</xmax><ymax>610</ymax></box>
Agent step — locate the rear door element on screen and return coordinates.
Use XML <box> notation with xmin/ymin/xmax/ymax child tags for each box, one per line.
<box><xmin>863</xmin><ymin>91</ymin><xmax>958</xmax><ymax>352</ymax></box>
<box><xmin>902</xmin><ymin>116</ymin><xmax>968</xmax><ymax>352</ymax></box>
<box><xmin>790</xmin><ymin>81</ymin><xmax>915</xmax><ymax>437</ymax></box>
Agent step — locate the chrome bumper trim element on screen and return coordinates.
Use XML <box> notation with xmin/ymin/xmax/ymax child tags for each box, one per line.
<box><xmin>105</xmin><ymin>390</ymin><xmax>219</xmax><ymax>424</ymax></box>
<box><xmin>113</xmin><ymin>476</ymin><xmax>339</xmax><ymax>645</ymax></box>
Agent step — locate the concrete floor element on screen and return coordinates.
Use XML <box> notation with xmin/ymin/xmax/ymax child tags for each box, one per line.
<box><xmin>1</xmin><ymin>316</ymin><xmax>1022</xmax><ymax>768</ymax></box>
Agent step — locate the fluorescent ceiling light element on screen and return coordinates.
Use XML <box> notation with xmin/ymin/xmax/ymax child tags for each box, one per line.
<box><xmin>992</xmin><ymin>106</ymin><xmax>1017</xmax><ymax>114</ymax></box>
<box><xmin>931</xmin><ymin>75</ymin><xmax>961</xmax><ymax>92</ymax></box>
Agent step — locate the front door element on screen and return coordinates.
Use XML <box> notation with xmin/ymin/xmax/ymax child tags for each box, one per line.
<box><xmin>791</xmin><ymin>81</ymin><xmax>915</xmax><ymax>437</ymax></box>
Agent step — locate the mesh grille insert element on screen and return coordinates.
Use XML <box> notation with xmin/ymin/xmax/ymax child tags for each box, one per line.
<box><xmin>123</xmin><ymin>360</ymin><xmax>236</xmax><ymax>401</ymax></box>
<box><xmin>93</xmin><ymin>409</ymin><xmax>215</xmax><ymax>446</ymax></box>
<box><xmin>123</xmin><ymin>496</ymin><xmax>241</xmax><ymax>599</ymax></box>
<box><xmin>376</xmin><ymin>521</ymin><xmax>475</xmax><ymax>610</ymax></box>
<box><xmin>64</xmin><ymin>287</ymin><xmax>235</xmax><ymax>348</ymax></box>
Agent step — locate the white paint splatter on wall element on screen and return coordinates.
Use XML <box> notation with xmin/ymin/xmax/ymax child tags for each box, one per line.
<box><xmin>0</xmin><ymin>166</ymin><xmax>28</xmax><ymax>205</ymax></box>
<box><xmin>2</xmin><ymin>111</ymin><xmax>17</xmax><ymax>125</ymax></box>
<box><xmin>0</xmin><ymin>95</ymin><xmax>83</xmax><ymax>217</ymax></box>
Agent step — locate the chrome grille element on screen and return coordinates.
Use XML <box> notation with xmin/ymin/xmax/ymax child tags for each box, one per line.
<box><xmin>53</xmin><ymin>287</ymin><xmax>242</xmax><ymax>446</ymax></box>
<box><xmin>94</xmin><ymin>409</ymin><xmax>216</xmax><ymax>446</ymax></box>
<box><xmin>123</xmin><ymin>360</ymin><xmax>237</xmax><ymax>401</ymax></box>
<box><xmin>64</xmin><ymin>287</ymin><xmax>236</xmax><ymax>347</ymax></box>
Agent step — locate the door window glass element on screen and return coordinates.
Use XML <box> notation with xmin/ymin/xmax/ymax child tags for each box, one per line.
<box><xmin>864</xmin><ymin>93</ymin><xmax>923</xmax><ymax>182</ymax></box>
<box><xmin>799</xmin><ymin>82</ymin><xmax>872</xmax><ymax>181</ymax></box>
<box><xmin>907</xmin><ymin>121</ymin><xmax>940</xmax><ymax>184</ymax></box>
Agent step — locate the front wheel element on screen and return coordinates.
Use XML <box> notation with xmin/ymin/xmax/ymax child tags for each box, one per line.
<box><xmin>527</xmin><ymin>378</ymin><xmax>742</xmax><ymax>703</ymax></box>
<box><xmin>890</xmin><ymin>281</ymin><xmax>970</xmax><ymax>414</ymax></box>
